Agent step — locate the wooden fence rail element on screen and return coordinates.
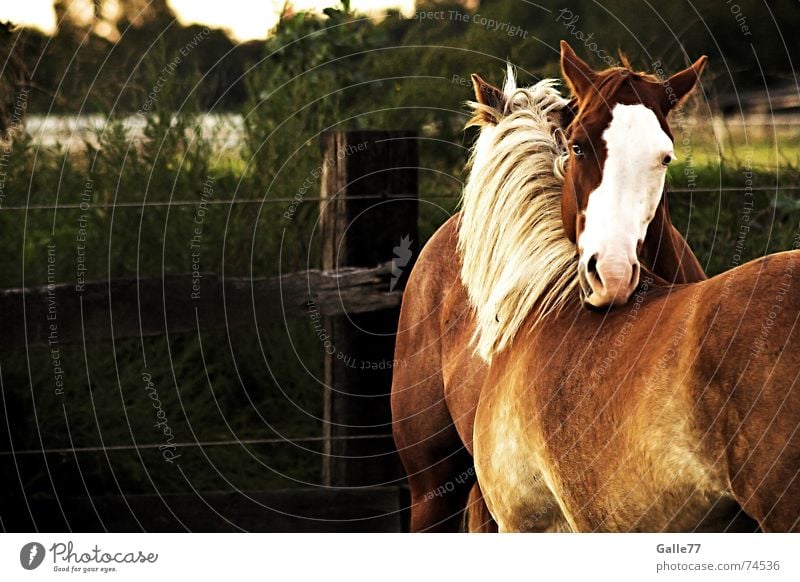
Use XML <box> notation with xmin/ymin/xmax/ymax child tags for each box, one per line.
<box><xmin>0</xmin><ymin>263</ymin><xmax>401</xmax><ymax>351</ymax></box>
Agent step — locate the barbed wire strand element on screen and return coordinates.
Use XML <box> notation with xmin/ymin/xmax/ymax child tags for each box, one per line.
<box><xmin>2</xmin><ymin>185</ymin><xmax>799</xmax><ymax>212</ymax></box>
<box><xmin>0</xmin><ymin>433</ymin><xmax>395</xmax><ymax>457</ymax></box>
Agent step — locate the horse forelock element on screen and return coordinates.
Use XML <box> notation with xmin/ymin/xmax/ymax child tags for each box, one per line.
<box><xmin>459</xmin><ymin>77</ymin><xmax>578</xmax><ymax>362</ymax></box>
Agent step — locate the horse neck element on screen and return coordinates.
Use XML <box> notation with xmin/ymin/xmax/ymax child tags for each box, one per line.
<box><xmin>640</xmin><ymin>191</ymin><xmax>707</xmax><ymax>284</ymax></box>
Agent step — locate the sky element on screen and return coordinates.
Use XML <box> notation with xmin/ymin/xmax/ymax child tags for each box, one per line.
<box><xmin>1</xmin><ymin>0</ymin><xmax>416</xmax><ymax>41</ymax></box>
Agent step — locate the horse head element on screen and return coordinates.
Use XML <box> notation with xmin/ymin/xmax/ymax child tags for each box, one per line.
<box><xmin>559</xmin><ymin>41</ymin><xmax>707</xmax><ymax>308</ymax></box>
<box><xmin>461</xmin><ymin>46</ymin><xmax>706</xmax><ymax>359</ymax></box>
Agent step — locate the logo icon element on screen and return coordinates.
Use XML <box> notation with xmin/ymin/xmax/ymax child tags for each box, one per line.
<box><xmin>390</xmin><ymin>235</ymin><xmax>413</xmax><ymax>291</ymax></box>
<box><xmin>20</xmin><ymin>542</ymin><xmax>45</xmax><ymax>570</ymax></box>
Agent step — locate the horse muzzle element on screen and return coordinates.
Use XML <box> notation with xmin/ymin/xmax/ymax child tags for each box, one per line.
<box><xmin>579</xmin><ymin>252</ymin><xmax>640</xmax><ymax>308</ymax></box>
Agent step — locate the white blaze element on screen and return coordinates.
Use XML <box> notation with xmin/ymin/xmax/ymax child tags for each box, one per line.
<box><xmin>579</xmin><ymin>103</ymin><xmax>674</xmax><ymax>273</ymax></box>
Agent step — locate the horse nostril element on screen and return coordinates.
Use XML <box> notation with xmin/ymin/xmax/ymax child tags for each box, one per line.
<box><xmin>630</xmin><ymin>262</ymin><xmax>640</xmax><ymax>287</ymax></box>
<box><xmin>587</xmin><ymin>253</ymin><xmax>599</xmax><ymax>275</ymax></box>
<box><xmin>585</xmin><ymin>253</ymin><xmax>603</xmax><ymax>289</ymax></box>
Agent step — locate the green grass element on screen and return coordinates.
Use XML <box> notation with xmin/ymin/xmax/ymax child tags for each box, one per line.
<box><xmin>1</xmin><ymin>322</ymin><xmax>325</xmax><ymax>496</ymax></box>
<box><xmin>669</xmin><ymin>115</ymin><xmax>800</xmax><ymax>169</ymax></box>
<box><xmin>665</xmin><ymin>158</ymin><xmax>800</xmax><ymax>276</ymax></box>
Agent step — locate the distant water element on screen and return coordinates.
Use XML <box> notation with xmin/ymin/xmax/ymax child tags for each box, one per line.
<box><xmin>24</xmin><ymin>113</ymin><xmax>246</xmax><ymax>151</ymax></box>
<box><xmin>21</xmin><ymin>112</ymin><xmax>800</xmax><ymax>152</ymax></box>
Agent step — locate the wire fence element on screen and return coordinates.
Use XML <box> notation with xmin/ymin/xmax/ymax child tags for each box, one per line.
<box><xmin>1</xmin><ymin>151</ymin><xmax>797</xmax><ymax>465</ymax></box>
<box><xmin>1</xmin><ymin>185</ymin><xmax>796</xmax><ymax>212</ymax></box>
<box><xmin>0</xmin><ymin>433</ymin><xmax>395</xmax><ymax>457</ymax></box>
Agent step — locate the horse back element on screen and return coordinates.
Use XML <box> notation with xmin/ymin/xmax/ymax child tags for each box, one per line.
<box><xmin>687</xmin><ymin>251</ymin><xmax>800</xmax><ymax>530</ymax></box>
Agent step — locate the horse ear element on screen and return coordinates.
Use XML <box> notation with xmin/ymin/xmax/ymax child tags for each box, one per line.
<box><xmin>661</xmin><ymin>56</ymin><xmax>707</xmax><ymax>112</ymax></box>
<box><xmin>469</xmin><ymin>73</ymin><xmax>506</xmax><ymax>125</ymax></box>
<box><xmin>560</xmin><ymin>40</ymin><xmax>597</xmax><ymax>100</ymax></box>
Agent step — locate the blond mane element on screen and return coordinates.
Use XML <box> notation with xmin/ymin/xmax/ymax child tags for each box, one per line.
<box><xmin>458</xmin><ymin>69</ymin><xmax>578</xmax><ymax>361</ymax></box>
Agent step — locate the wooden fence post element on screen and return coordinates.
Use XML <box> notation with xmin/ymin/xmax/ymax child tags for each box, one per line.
<box><xmin>319</xmin><ymin>130</ymin><xmax>418</xmax><ymax>488</ymax></box>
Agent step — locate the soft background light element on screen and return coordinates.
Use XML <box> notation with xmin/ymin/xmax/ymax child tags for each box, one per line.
<box><xmin>2</xmin><ymin>0</ymin><xmax>416</xmax><ymax>40</ymax></box>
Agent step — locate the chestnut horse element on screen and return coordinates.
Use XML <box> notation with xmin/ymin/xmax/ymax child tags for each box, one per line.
<box><xmin>391</xmin><ymin>43</ymin><xmax>766</xmax><ymax>531</ymax></box>
<box><xmin>469</xmin><ymin>44</ymin><xmax>800</xmax><ymax>533</ymax></box>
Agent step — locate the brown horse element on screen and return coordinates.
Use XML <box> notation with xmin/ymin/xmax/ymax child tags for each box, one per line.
<box><xmin>469</xmin><ymin>43</ymin><xmax>800</xmax><ymax>533</ymax></box>
<box><xmin>390</xmin><ymin>42</ymin><xmax>755</xmax><ymax>531</ymax></box>
<box><xmin>474</xmin><ymin>258</ymin><xmax>800</xmax><ymax>532</ymax></box>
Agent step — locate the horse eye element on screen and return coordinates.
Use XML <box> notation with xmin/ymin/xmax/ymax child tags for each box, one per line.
<box><xmin>662</xmin><ymin>154</ymin><xmax>673</xmax><ymax>166</ymax></box>
<box><xmin>572</xmin><ymin>143</ymin><xmax>584</xmax><ymax>157</ymax></box>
